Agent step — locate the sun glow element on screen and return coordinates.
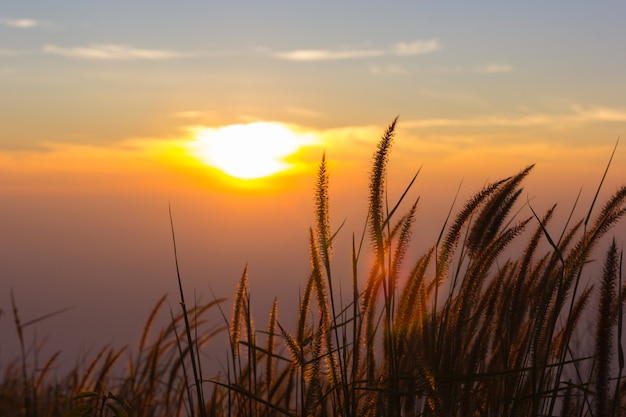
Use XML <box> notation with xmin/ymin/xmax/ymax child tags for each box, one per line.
<box><xmin>190</xmin><ymin>122</ymin><xmax>318</xmax><ymax>180</ymax></box>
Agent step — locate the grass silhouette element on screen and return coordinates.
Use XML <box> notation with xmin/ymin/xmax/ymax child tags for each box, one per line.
<box><xmin>2</xmin><ymin>119</ymin><xmax>625</xmax><ymax>416</ymax></box>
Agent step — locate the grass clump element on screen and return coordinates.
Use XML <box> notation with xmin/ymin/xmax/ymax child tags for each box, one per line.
<box><xmin>1</xmin><ymin>119</ymin><xmax>625</xmax><ymax>416</ymax></box>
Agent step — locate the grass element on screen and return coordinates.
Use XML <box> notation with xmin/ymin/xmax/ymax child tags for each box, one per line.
<box><xmin>2</xmin><ymin>119</ymin><xmax>626</xmax><ymax>416</ymax></box>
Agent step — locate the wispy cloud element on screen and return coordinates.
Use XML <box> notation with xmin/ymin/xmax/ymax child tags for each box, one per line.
<box><xmin>571</xmin><ymin>105</ymin><xmax>626</xmax><ymax>122</ymax></box>
<box><xmin>273</xmin><ymin>38</ymin><xmax>441</xmax><ymax>62</ymax></box>
<box><xmin>274</xmin><ymin>49</ymin><xmax>384</xmax><ymax>62</ymax></box>
<box><xmin>403</xmin><ymin>106</ymin><xmax>626</xmax><ymax>129</ymax></box>
<box><xmin>0</xmin><ymin>49</ymin><xmax>21</xmax><ymax>56</ymax></box>
<box><xmin>173</xmin><ymin>111</ymin><xmax>205</xmax><ymax>119</ymax></box>
<box><xmin>392</xmin><ymin>39</ymin><xmax>441</xmax><ymax>56</ymax></box>
<box><xmin>369</xmin><ymin>64</ymin><xmax>408</xmax><ymax>75</ymax></box>
<box><xmin>475</xmin><ymin>63</ymin><xmax>514</xmax><ymax>74</ymax></box>
<box><xmin>284</xmin><ymin>106</ymin><xmax>324</xmax><ymax>118</ymax></box>
<box><xmin>172</xmin><ymin>110</ymin><xmax>221</xmax><ymax>121</ymax></box>
<box><xmin>437</xmin><ymin>62</ymin><xmax>514</xmax><ymax>74</ymax></box>
<box><xmin>42</xmin><ymin>44</ymin><xmax>190</xmax><ymax>60</ymax></box>
<box><xmin>1</xmin><ymin>18</ymin><xmax>41</xmax><ymax>28</ymax></box>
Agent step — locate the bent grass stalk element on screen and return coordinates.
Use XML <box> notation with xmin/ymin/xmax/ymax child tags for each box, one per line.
<box><xmin>169</xmin><ymin>204</ymin><xmax>207</xmax><ymax>417</ymax></box>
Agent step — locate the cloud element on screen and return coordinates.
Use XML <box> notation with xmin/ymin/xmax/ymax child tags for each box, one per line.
<box><xmin>1</xmin><ymin>18</ymin><xmax>40</xmax><ymax>28</ymax></box>
<box><xmin>475</xmin><ymin>63</ymin><xmax>514</xmax><ymax>74</ymax></box>
<box><xmin>0</xmin><ymin>49</ymin><xmax>21</xmax><ymax>56</ymax></box>
<box><xmin>392</xmin><ymin>39</ymin><xmax>441</xmax><ymax>56</ymax></box>
<box><xmin>42</xmin><ymin>44</ymin><xmax>189</xmax><ymax>60</ymax></box>
<box><xmin>273</xmin><ymin>38</ymin><xmax>440</xmax><ymax>62</ymax></box>
<box><xmin>402</xmin><ymin>106</ymin><xmax>626</xmax><ymax>129</ymax></box>
<box><xmin>436</xmin><ymin>62</ymin><xmax>514</xmax><ymax>74</ymax></box>
<box><xmin>284</xmin><ymin>106</ymin><xmax>324</xmax><ymax>118</ymax></box>
<box><xmin>572</xmin><ymin>105</ymin><xmax>626</xmax><ymax>122</ymax></box>
<box><xmin>273</xmin><ymin>49</ymin><xmax>384</xmax><ymax>62</ymax></box>
<box><xmin>369</xmin><ymin>64</ymin><xmax>408</xmax><ymax>75</ymax></box>
<box><xmin>173</xmin><ymin>111</ymin><xmax>205</xmax><ymax>119</ymax></box>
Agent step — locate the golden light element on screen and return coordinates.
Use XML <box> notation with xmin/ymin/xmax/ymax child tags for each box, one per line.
<box><xmin>189</xmin><ymin>122</ymin><xmax>318</xmax><ymax>180</ymax></box>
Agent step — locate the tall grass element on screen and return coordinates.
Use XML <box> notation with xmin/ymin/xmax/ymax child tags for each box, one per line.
<box><xmin>1</xmin><ymin>119</ymin><xmax>625</xmax><ymax>416</ymax></box>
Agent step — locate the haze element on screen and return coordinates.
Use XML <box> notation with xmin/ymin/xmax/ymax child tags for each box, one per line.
<box><xmin>1</xmin><ymin>2</ymin><xmax>625</xmax><ymax>372</ymax></box>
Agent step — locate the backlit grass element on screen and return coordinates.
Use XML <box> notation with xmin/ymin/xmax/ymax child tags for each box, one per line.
<box><xmin>2</xmin><ymin>119</ymin><xmax>625</xmax><ymax>416</ymax></box>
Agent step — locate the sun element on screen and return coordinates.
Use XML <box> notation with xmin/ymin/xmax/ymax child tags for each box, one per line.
<box><xmin>189</xmin><ymin>122</ymin><xmax>317</xmax><ymax>180</ymax></box>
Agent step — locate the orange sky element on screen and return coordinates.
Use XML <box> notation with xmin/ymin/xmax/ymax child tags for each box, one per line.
<box><xmin>1</xmin><ymin>2</ymin><xmax>626</xmax><ymax>371</ymax></box>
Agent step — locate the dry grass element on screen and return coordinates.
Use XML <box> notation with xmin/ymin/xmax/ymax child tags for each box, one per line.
<box><xmin>1</xmin><ymin>119</ymin><xmax>625</xmax><ymax>416</ymax></box>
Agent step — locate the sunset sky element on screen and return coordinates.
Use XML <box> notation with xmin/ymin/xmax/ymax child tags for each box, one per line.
<box><xmin>1</xmin><ymin>2</ymin><xmax>626</xmax><ymax>368</ymax></box>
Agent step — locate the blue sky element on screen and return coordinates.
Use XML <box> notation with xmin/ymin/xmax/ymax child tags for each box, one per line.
<box><xmin>2</xmin><ymin>2</ymin><xmax>625</xmax><ymax>150</ymax></box>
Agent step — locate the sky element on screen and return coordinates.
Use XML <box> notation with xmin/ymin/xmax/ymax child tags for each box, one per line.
<box><xmin>1</xmin><ymin>2</ymin><xmax>626</xmax><ymax>373</ymax></box>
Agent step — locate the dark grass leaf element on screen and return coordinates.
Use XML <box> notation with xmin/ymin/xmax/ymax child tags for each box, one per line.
<box><xmin>72</xmin><ymin>391</ymin><xmax>98</xmax><ymax>400</ymax></box>
<box><xmin>106</xmin><ymin>403</ymin><xmax>130</xmax><ymax>417</ymax></box>
<box><xmin>65</xmin><ymin>404</ymin><xmax>93</xmax><ymax>417</ymax></box>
